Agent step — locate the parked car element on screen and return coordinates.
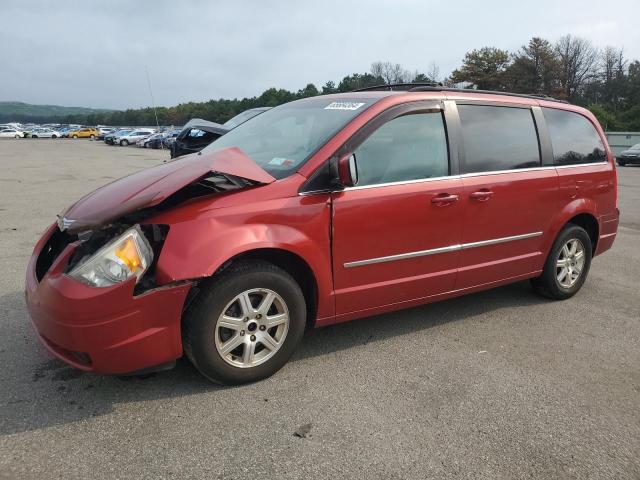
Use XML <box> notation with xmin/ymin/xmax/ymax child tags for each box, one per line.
<box><xmin>170</xmin><ymin>120</ymin><xmax>228</xmax><ymax>158</ymax></box>
<box><xmin>29</xmin><ymin>128</ymin><xmax>61</xmax><ymax>138</ymax></box>
<box><xmin>0</xmin><ymin>128</ymin><xmax>24</xmax><ymax>138</ymax></box>
<box><xmin>115</xmin><ymin>128</ymin><xmax>155</xmax><ymax>146</ymax></box>
<box><xmin>69</xmin><ymin>127</ymin><xmax>98</xmax><ymax>139</ymax></box>
<box><xmin>105</xmin><ymin>129</ymin><xmax>132</xmax><ymax>145</ymax></box>
<box><xmin>161</xmin><ymin>129</ymin><xmax>181</xmax><ymax>149</ymax></box>
<box><xmin>25</xmin><ymin>88</ymin><xmax>619</xmax><ymax>385</ymax></box>
<box><xmin>171</xmin><ymin>108</ymin><xmax>269</xmax><ymax>158</ymax></box>
<box><xmin>616</xmin><ymin>143</ymin><xmax>640</xmax><ymax>166</ymax></box>
<box><xmin>136</xmin><ymin>131</ymin><xmax>165</xmax><ymax>148</ymax></box>
<box><xmin>96</xmin><ymin>127</ymin><xmax>116</xmax><ymax>140</ymax></box>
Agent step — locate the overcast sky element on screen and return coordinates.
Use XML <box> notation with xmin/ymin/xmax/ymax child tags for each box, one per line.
<box><xmin>1</xmin><ymin>0</ymin><xmax>639</xmax><ymax>110</ymax></box>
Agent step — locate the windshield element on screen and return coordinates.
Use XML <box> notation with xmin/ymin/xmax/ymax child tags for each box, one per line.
<box><xmin>203</xmin><ymin>97</ymin><xmax>376</xmax><ymax>179</ymax></box>
<box><xmin>631</xmin><ymin>143</ymin><xmax>640</xmax><ymax>150</ymax></box>
<box><xmin>223</xmin><ymin>108</ymin><xmax>268</xmax><ymax>129</ymax></box>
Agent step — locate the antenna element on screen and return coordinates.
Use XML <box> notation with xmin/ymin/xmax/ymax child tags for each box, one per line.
<box><xmin>145</xmin><ymin>65</ymin><xmax>162</xmax><ymax>149</ymax></box>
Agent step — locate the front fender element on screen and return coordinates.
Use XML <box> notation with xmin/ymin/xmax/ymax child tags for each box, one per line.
<box><xmin>153</xmin><ymin>195</ymin><xmax>334</xmax><ymax>319</ymax></box>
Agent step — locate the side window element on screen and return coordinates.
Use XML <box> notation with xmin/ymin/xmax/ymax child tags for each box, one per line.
<box><xmin>458</xmin><ymin>105</ymin><xmax>540</xmax><ymax>174</ymax></box>
<box><xmin>542</xmin><ymin>108</ymin><xmax>606</xmax><ymax>165</ymax></box>
<box><xmin>354</xmin><ymin>112</ymin><xmax>448</xmax><ymax>186</ymax></box>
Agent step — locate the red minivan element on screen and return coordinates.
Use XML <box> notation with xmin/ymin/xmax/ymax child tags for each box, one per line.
<box><xmin>26</xmin><ymin>87</ymin><xmax>619</xmax><ymax>384</ymax></box>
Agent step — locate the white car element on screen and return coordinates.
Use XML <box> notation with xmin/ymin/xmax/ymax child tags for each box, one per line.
<box><xmin>30</xmin><ymin>128</ymin><xmax>61</xmax><ymax>138</ymax></box>
<box><xmin>116</xmin><ymin>129</ymin><xmax>155</xmax><ymax>146</ymax></box>
<box><xmin>0</xmin><ymin>128</ymin><xmax>24</xmax><ymax>138</ymax></box>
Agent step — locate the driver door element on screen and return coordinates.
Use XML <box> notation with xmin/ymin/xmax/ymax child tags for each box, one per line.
<box><xmin>331</xmin><ymin>103</ymin><xmax>463</xmax><ymax>315</ymax></box>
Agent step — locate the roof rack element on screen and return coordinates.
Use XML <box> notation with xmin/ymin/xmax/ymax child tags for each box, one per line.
<box><xmin>354</xmin><ymin>82</ymin><xmax>443</xmax><ymax>92</ymax></box>
<box><xmin>353</xmin><ymin>83</ymin><xmax>568</xmax><ymax>104</ymax></box>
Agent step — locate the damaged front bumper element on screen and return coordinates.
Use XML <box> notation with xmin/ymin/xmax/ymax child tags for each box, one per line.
<box><xmin>25</xmin><ymin>223</ymin><xmax>192</xmax><ymax>375</ymax></box>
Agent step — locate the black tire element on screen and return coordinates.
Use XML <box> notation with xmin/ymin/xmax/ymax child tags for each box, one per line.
<box><xmin>183</xmin><ymin>260</ymin><xmax>306</xmax><ymax>385</ymax></box>
<box><xmin>531</xmin><ymin>224</ymin><xmax>592</xmax><ymax>300</ymax></box>
<box><xmin>52</xmin><ymin>135</ymin><xmax>57</xmax><ymax>139</ymax></box>
<box><xmin>32</xmin><ymin>135</ymin><xmax>38</xmax><ymax>138</ymax></box>
<box><xmin>120</xmin><ymin>139</ymin><xmax>128</xmax><ymax>146</ymax></box>
<box><xmin>617</xmin><ymin>160</ymin><xmax>626</xmax><ymax>166</ymax></box>
<box><xmin>90</xmin><ymin>134</ymin><xmax>95</xmax><ymax>139</ymax></box>
<box><xmin>72</xmin><ymin>135</ymin><xmax>78</xmax><ymax>139</ymax></box>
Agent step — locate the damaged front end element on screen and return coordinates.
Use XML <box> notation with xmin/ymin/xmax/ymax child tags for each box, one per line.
<box><xmin>26</xmin><ymin>149</ymin><xmax>276</xmax><ymax>374</ymax></box>
<box><xmin>53</xmin><ymin>170</ymin><xmax>266</xmax><ymax>295</ymax></box>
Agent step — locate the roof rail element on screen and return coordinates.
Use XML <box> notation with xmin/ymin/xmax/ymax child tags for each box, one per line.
<box><xmin>354</xmin><ymin>82</ymin><xmax>443</xmax><ymax>92</ymax></box>
<box><xmin>406</xmin><ymin>85</ymin><xmax>569</xmax><ymax>104</ymax></box>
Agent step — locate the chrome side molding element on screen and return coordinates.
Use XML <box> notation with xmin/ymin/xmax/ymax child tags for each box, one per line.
<box><xmin>343</xmin><ymin>231</ymin><xmax>543</xmax><ymax>268</ymax></box>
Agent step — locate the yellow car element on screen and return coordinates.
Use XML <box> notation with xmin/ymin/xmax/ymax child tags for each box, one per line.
<box><xmin>69</xmin><ymin>127</ymin><xmax>98</xmax><ymax>139</ymax></box>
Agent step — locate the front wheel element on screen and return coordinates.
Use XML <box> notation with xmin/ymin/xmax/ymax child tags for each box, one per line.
<box><xmin>90</xmin><ymin>134</ymin><xmax>95</xmax><ymax>139</ymax></box>
<box><xmin>531</xmin><ymin>224</ymin><xmax>592</xmax><ymax>300</ymax></box>
<box><xmin>183</xmin><ymin>261</ymin><xmax>306</xmax><ymax>385</ymax></box>
<box><xmin>51</xmin><ymin>135</ymin><xmax>57</xmax><ymax>139</ymax></box>
<box><xmin>72</xmin><ymin>135</ymin><xmax>78</xmax><ymax>139</ymax></box>
<box><xmin>617</xmin><ymin>160</ymin><xmax>626</xmax><ymax>166</ymax></box>
<box><xmin>14</xmin><ymin>134</ymin><xmax>20</xmax><ymax>139</ymax></box>
<box><xmin>120</xmin><ymin>139</ymin><xmax>128</xmax><ymax>146</ymax></box>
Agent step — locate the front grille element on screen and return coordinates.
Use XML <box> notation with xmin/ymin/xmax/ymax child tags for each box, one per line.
<box><xmin>35</xmin><ymin>228</ymin><xmax>77</xmax><ymax>281</ymax></box>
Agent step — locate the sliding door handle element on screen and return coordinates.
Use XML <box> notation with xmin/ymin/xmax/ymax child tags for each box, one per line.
<box><xmin>470</xmin><ymin>190</ymin><xmax>494</xmax><ymax>201</ymax></box>
<box><xmin>431</xmin><ymin>194</ymin><xmax>459</xmax><ymax>206</ymax></box>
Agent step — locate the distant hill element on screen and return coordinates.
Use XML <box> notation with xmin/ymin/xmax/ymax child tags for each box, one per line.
<box><xmin>0</xmin><ymin>101</ymin><xmax>116</xmax><ymax>123</ymax></box>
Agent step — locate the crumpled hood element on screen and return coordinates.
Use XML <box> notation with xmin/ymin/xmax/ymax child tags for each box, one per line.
<box><xmin>60</xmin><ymin>147</ymin><xmax>275</xmax><ymax>233</ymax></box>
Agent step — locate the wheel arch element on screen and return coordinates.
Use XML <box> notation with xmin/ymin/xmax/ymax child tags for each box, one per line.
<box><xmin>209</xmin><ymin>248</ymin><xmax>319</xmax><ymax>329</ymax></box>
<box><xmin>546</xmin><ymin>199</ymin><xmax>599</xmax><ymax>257</ymax></box>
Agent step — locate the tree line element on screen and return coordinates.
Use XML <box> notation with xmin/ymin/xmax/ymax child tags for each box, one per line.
<box><xmin>46</xmin><ymin>35</ymin><xmax>640</xmax><ymax>130</ymax></box>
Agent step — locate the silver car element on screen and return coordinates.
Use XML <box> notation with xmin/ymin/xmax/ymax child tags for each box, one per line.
<box><xmin>115</xmin><ymin>128</ymin><xmax>155</xmax><ymax>146</ymax></box>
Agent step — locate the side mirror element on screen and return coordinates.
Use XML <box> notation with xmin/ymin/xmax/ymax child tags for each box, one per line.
<box><xmin>337</xmin><ymin>153</ymin><xmax>358</xmax><ymax>187</ymax></box>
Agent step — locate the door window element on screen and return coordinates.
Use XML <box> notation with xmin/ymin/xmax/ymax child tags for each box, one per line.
<box><xmin>354</xmin><ymin>112</ymin><xmax>448</xmax><ymax>186</ymax></box>
<box><xmin>542</xmin><ymin>108</ymin><xmax>606</xmax><ymax>165</ymax></box>
<box><xmin>458</xmin><ymin>105</ymin><xmax>541</xmax><ymax>174</ymax></box>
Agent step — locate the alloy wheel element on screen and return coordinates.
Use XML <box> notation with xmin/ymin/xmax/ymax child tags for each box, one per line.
<box><xmin>556</xmin><ymin>238</ymin><xmax>585</xmax><ymax>288</ymax></box>
<box><xmin>214</xmin><ymin>288</ymin><xmax>289</xmax><ymax>368</ymax></box>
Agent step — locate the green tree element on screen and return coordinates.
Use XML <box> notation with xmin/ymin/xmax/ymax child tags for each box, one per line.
<box><xmin>450</xmin><ymin>47</ymin><xmax>511</xmax><ymax>90</ymax></box>
<box><xmin>506</xmin><ymin>37</ymin><xmax>559</xmax><ymax>95</ymax></box>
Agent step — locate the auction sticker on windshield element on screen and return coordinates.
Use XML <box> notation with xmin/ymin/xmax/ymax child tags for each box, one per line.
<box><xmin>324</xmin><ymin>101</ymin><xmax>366</xmax><ymax>110</ymax></box>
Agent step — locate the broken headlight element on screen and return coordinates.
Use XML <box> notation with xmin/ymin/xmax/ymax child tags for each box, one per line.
<box><xmin>68</xmin><ymin>226</ymin><xmax>153</xmax><ymax>287</ymax></box>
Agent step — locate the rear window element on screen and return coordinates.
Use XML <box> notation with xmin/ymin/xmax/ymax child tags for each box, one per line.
<box><xmin>458</xmin><ymin>105</ymin><xmax>541</xmax><ymax>174</ymax></box>
<box><xmin>542</xmin><ymin>108</ymin><xmax>606</xmax><ymax>165</ymax></box>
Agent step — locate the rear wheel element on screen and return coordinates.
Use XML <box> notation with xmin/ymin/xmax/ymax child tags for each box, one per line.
<box><xmin>90</xmin><ymin>134</ymin><xmax>95</xmax><ymax>139</ymax></box>
<box><xmin>183</xmin><ymin>261</ymin><xmax>306</xmax><ymax>385</ymax></box>
<box><xmin>531</xmin><ymin>224</ymin><xmax>592</xmax><ymax>300</ymax></box>
<box><xmin>14</xmin><ymin>134</ymin><xmax>20</xmax><ymax>139</ymax></box>
<box><xmin>120</xmin><ymin>139</ymin><xmax>129</xmax><ymax>146</ymax></box>
<box><xmin>72</xmin><ymin>135</ymin><xmax>78</xmax><ymax>139</ymax></box>
<box><xmin>51</xmin><ymin>134</ymin><xmax>57</xmax><ymax>139</ymax></box>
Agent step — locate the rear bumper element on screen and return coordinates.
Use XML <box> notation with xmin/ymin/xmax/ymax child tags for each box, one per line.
<box><xmin>25</xmin><ymin>225</ymin><xmax>192</xmax><ymax>374</ymax></box>
<box><xmin>596</xmin><ymin>208</ymin><xmax>619</xmax><ymax>256</ymax></box>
